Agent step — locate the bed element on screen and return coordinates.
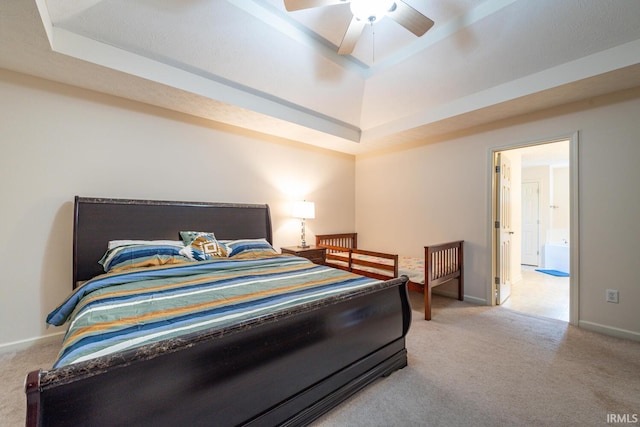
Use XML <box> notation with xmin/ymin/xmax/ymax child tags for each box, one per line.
<box><xmin>316</xmin><ymin>233</ymin><xmax>464</xmax><ymax>320</ymax></box>
<box><xmin>25</xmin><ymin>197</ymin><xmax>411</xmax><ymax>427</ymax></box>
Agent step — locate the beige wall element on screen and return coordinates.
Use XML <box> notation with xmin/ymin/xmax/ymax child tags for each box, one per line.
<box><xmin>356</xmin><ymin>90</ymin><xmax>640</xmax><ymax>339</ymax></box>
<box><xmin>2</xmin><ymin>67</ymin><xmax>638</xmax><ymax>347</ymax></box>
<box><xmin>0</xmin><ymin>69</ymin><xmax>356</xmax><ymax>347</ymax></box>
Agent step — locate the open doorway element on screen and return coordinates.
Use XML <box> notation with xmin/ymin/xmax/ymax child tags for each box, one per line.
<box><xmin>490</xmin><ymin>136</ymin><xmax>578</xmax><ymax>324</ymax></box>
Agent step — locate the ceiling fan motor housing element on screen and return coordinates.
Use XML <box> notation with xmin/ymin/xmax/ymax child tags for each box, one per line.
<box><xmin>350</xmin><ymin>0</ymin><xmax>396</xmax><ymax>23</ymax></box>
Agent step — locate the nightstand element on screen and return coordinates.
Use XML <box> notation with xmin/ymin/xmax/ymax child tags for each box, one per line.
<box><xmin>281</xmin><ymin>246</ymin><xmax>326</xmax><ymax>265</ymax></box>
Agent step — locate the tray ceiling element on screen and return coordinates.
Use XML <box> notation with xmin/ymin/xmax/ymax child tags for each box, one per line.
<box><xmin>1</xmin><ymin>0</ymin><xmax>640</xmax><ymax>154</ymax></box>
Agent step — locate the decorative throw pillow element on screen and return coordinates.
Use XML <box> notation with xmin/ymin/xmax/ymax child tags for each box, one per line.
<box><xmin>99</xmin><ymin>244</ymin><xmax>191</xmax><ymax>273</ymax></box>
<box><xmin>179</xmin><ymin>231</ymin><xmax>230</xmax><ymax>261</ymax></box>
<box><xmin>221</xmin><ymin>238</ymin><xmax>277</xmax><ymax>259</ymax></box>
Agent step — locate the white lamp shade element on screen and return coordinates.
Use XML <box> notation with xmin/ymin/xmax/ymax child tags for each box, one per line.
<box><xmin>291</xmin><ymin>201</ymin><xmax>315</xmax><ymax>219</ymax></box>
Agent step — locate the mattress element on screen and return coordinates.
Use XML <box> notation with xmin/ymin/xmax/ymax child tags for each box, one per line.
<box><xmin>328</xmin><ymin>252</ymin><xmax>424</xmax><ymax>283</ymax></box>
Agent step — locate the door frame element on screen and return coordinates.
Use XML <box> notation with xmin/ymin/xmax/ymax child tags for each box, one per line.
<box><xmin>487</xmin><ymin>132</ymin><xmax>580</xmax><ymax>326</ymax></box>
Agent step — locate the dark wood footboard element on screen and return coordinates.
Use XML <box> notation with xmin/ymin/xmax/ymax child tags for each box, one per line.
<box><xmin>26</xmin><ymin>277</ymin><xmax>410</xmax><ymax>427</ymax></box>
<box><xmin>424</xmin><ymin>241</ymin><xmax>464</xmax><ymax>320</ymax></box>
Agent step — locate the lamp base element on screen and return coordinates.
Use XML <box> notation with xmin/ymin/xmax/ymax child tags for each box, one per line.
<box><xmin>297</xmin><ymin>244</ymin><xmax>310</xmax><ymax>249</ymax></box>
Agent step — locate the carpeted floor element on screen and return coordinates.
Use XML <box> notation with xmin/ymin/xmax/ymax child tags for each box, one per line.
<box><xmin>312</xmin><ymin>293</ymin><xmax>640</xmax><ymax>426</ymax></box>
<box><xmin>2</xmin><ymin>293</ymin><xmax>639</xmax><ymax>426</ymax></box>
<box><xmin>0</xmin><ymin>335</ymin><xmax>62</xmax><ymax>427</ymax></box>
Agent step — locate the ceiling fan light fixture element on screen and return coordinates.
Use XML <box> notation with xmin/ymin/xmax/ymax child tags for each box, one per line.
<box><xmin>350</xmin><ymin>0</ymin><xmax>395</xmax><ymax>24</ymax></box>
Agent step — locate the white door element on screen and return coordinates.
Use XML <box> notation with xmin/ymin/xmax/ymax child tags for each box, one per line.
<box><xmin>521</xmin><ymin>182</ymin><xmax>540</xmax><ymax>266</ymax></box>
<box><xmin>495</xmin><ymin>153</ymin><xmax>512</xmax><ymax>305</ymax></box>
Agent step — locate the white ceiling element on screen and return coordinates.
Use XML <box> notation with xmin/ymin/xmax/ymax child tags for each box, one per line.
<box><xmin>1</xmin><ymin>0</ymin><xmax>639</xmax><ymax>155</ymax></box>
<box><xmin>517</xmin><ymin>140</ymin><xmax>570</xmax><ymax>168</ymax></box>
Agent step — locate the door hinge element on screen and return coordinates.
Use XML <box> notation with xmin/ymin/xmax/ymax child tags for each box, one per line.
<box><xmin>495</xmin><ymin>277</ymin><xmax>500</xmax><ymax>285</ymax></box>
<box><xmin>495</xmin><ymin>165</ymin><xmax>501</xmax><ymax>173</ymax></box>
<box><xmin>495</xmin><ymin>221</ymin><xmax>500</xmax><ymax>229</ymax></box>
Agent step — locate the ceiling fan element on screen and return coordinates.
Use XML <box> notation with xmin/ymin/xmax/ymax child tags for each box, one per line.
<box><xmin>283</xmin><ymin>0</ymin><xmax>435</xmax><ymax>55</ymax></box>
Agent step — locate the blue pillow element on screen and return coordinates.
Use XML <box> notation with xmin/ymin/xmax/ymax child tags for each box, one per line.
<box><xmin>99</xmin><ymin>244</ymin><xmax>190</xmax><ymax>273</ymax></box>
<box><xmin>221</xmin><ymin>239</ymin><xmax>277</xmax><ymax>259</ymax></box>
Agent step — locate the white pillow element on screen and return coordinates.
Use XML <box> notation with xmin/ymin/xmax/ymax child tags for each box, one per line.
<box><xmin>107</xmin><ymin>240</ymin><xmax>184</xmax><ymax>250</ymax></box>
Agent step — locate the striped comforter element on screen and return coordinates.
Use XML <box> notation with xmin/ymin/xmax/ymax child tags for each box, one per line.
<box><xmin>47</xmin><ymin>254</ymin><xmax>382</xmax><ymax>368</ymax></box>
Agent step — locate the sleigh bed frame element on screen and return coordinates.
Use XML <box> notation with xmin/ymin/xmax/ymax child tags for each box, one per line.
<box><xmin>316</xmin><ymin>233</ymin><xmax>464</xmax><ymax>320</ymax></box>
<box><xmin>25</xmin><ymin>197</ymin><xmax>411</xmax><ymax>427</ymax></box>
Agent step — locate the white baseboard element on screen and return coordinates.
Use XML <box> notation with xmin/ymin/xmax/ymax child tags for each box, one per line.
<box><xmin>432</xmin><ymin>289</ymin><xmax>457</xmax><ymax>299</ymax></box>
<box><xmin>462</xmin><ymin>295</ymin><xmax>487</xmax><ymax>305</ymax></box>
<box><xmin>432</xmin><ymin>289</ymin><xmax>486</xmax><ymax>305</ymax></box>
<box><xmin>0</xmin><ymin>332</ymin><xmax>64</xmax><ymax>353</ymax></box>
<box><xmin>579</xmin><ymin>320</ymin><xmax>640</xmax><ymax>342</ymax></box>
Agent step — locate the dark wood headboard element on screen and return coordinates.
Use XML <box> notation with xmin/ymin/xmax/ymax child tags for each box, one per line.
<box><xmin>73</xmin><ymin>197</ymin><xmax>272</xmax><ymax>287</ymax></box>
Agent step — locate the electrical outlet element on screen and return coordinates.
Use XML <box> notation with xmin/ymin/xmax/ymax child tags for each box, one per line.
<box><xmin>606</xmin><ymin>289</ymin><xmax>619</xmax><ymax>304</ymax></box>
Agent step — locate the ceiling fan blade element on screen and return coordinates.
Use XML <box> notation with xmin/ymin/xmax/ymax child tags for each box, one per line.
<box><xmin>387</xmin><ymin>1</ymin><xmax>434</xmax><ymax>37</ymax></box>
<box><xmin>283</xmin><ymin>0</ymin><xmax>349</xmax><ymax>12</ymax></box>
<box><xmin>338</xmin><ymin>16</ymin><xmax>366</xmax><ymax>55</ymax></box>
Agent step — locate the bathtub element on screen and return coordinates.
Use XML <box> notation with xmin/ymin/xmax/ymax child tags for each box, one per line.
<box><xmin>544</xmin><ymin>242</ymin><xmax>570</xmax><ymax>273</ymax></box>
